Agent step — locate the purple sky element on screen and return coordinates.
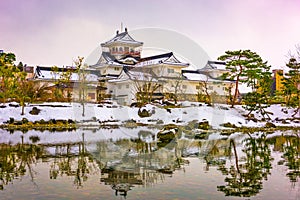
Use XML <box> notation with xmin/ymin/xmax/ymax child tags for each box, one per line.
<box><xmin>1</xmin><ymin>0</ymin><xmax>300</xmax><ymax>68</ymax></box>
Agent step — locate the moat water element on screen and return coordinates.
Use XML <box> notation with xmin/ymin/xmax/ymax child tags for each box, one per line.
<box><xmin>0</xmin><ymin>128</ymin><xmax>299</xmax><ymax>200</ymax></box>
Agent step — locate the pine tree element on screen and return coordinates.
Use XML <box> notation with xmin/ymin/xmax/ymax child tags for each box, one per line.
<box><xmin>51</xmin><ymin>66</ymin><xmax>63</xmax><ymax>101</ymax></box>
<box><xmin>282</xmin><ymin>48</ymin><xmax>300</xmax><ymax>117</ymax></box>
<box><xmin>218</xmin><ymin>50</ymin><xmax>270</xmax><ymax>108</ymax></box>
<box><xmin>218</xmin><ymin>50</ymin><xmax>272</xmax><ymax>118</ymax></box>
<box><xmin>59</xmin><ymin>67</ymin><xmax>73</xmax><ymax>102</ymax></box>
<box><xmin>243</xmin><ymin>66</ymin><xmax>272</xmax><ymax>119</ymax></box>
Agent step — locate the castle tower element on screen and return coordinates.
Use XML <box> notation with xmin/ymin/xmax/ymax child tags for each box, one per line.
<box><xmin>100</xmin><ymin>27</ymin><xmax>143</xmax><ymax>60</ymax></box>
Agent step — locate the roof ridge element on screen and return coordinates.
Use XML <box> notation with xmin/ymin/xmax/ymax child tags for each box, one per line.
<box><xmin>139</xmin><ymin>52</ymin><xmax>173</xmax><ymax>61</ymax></box>
<box><xmin>101</xmin><ymin>30</ymin><xmax>143</xmax><ymax>46</ymax></box>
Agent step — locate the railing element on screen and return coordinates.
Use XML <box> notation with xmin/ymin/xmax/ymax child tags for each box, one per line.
<box><xmin>110</xmin><ymin>51</ymin><xmax>140</xmax><ymax>56</ymax></box>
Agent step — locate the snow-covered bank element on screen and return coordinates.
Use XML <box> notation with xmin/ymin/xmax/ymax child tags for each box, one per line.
<box><xmin>0</xmin><ymin>102</ymin><xmax>299</xmax><ymax>129</ymax></box>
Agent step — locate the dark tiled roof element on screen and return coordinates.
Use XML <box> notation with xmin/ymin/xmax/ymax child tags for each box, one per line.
<box><xmin>102</xmin><ymin>52</ymin><xmax>118</xmax><ymax>62</ymax></box>
<box><xmin>35</xmin><ymin>66</ymin><xmax>100</xmax><ymax>77</ymax></box>
<box><xmin>101</xmin><ymin>31</ymin><xmax>143</xmax><ymax>46</ymax></box>
<box><xmin>139</xmin><ymin>52</ymin><xmax>173</xmax><ymax>62</ymax></box>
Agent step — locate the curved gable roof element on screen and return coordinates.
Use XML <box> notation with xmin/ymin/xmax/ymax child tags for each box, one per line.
<box><xmin>101</xmin><ymin>31</ymin><xmax>143</xmax><ymax>47</ymax></box>
<box><xmin>135</xmin><ymin>52</ymin><xmax>189</xmax><ymax>67</ymax></box>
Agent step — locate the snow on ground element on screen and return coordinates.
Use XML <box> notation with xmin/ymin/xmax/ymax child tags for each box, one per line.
<box><xmin>0</xmin><ymin>126</ymin><xmax>159</xmax><ymax>145</ymax></box>
<box><xmin>0</xmin><ymin>101</ymin><xmax>299</xmax><ymax>158</ymax></box>
<box><xmin>1</xmin><ymin>102</ymin><xmax>298</xmax><ymax>163</ymax></box>
<box><xmin>0</xmin><ymin>102</ymin><xmax>299</xmax><ymax>129</ymax></box>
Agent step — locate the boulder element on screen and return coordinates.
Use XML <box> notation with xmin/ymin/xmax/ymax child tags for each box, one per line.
<box><xmin>29</xmin><ymin>107</ymin><xmax>41</xmax><ymax>115</ymax></box>
<box><xmin>265</xmin><ymin>122</ymin><xmax>276</xmax><ymax>128</ymax></box>
<box><xmin>138</xmin><ymin>108</ymin><xmax>151</xmax><ymax>118</ymax></box>
<box><xmin>221</xmin><ymin>122</ymin><xmax>237</xmax><ymax>128</ymax></box>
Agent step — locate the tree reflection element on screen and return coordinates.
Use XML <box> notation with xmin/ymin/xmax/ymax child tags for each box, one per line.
<box><xmin>0</xmin><ymin>136</ymin><xmax>43</xmax><ymax>190</ymax></box>
<box><xmin>202</xmin><ymin>139</ymin><xmax>226</xmax><ymax>172</ymax></box>
<box><xmin>0</xmin><ymin>127</ymin><xmax>192</xmax><ymax>196</ymax></box>
<box><xmin>217</xmin><ymin>133</ymin><xmax>273</xmax><ymax>197</ymax></box>
<box><xmin>48</xmin><ymin>133</ymin><xmax>100</xmax><ymax>188</ymax></box>
<box><xmin>2</xmin><ymin>129</ymin><xmax>300</xmax><ymax>198</ymax></box>
<box><xmin>270</xmin><ymin>132</ymin><xmax>300</xmax><ymax>186</ymax></box>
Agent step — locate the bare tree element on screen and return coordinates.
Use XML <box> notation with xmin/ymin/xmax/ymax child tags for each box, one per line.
<box><xmin>133</xmin><ymin>76</ymin><xmax>162</xmax><ymax>105</ymax></box>
<box><xmin>197</xmin><ymin>75</ymin><xmax>211</xmax><ymax>105</ymax></box>
<box><xmin>75</xmin><ymin>57</ymin><xmax>88</xmax><ymax>117</ymax></box>
<box><xmin>165</xmin><ymin>73</ymin><xmax>185</xmax><ymax>104</ymax></box>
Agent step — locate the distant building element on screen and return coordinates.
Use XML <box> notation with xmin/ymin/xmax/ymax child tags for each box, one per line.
<box><xmin>272</xmin><ymin>69</ymin><xmax>284</xmax><ymax>95</ymax></box>
<box><xmin>33</xmin><ymin>66</ymin><xmax>101</xmax><ymax>102</ymax></box>
<box><xmin>23</xmin><ymin>65</ymin><xmax>35</xmax><ymax>79</ymax></box>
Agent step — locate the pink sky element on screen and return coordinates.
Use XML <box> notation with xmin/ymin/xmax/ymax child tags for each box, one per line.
<box><xmin>1</xmin><ymin>0</ymin><xmax>300</xmax><ymax>68</ymax></box>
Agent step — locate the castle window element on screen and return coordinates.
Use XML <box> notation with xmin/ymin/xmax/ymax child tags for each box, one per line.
<box><xmin>125</xmin><ymin>47</ymin><xmax>129</xmax><ymax>52</ymax></box>
<box><xmin>119</xmin><ymin>47</ymin><xmax>123</xmax><ymax>52</ymax></box>
<box><xmin>167</xmin><ymin>68</ymin><xmax>174</xmax><ymax>73</ymax></box>
<box><xmin>182</xmin><ymin>85</ymin><xmax>187</xmax><ymax>89</ymax></box>
<box><xmin>88</xmin><ymin>93</ymin><xmax>95</xmax><ymax>100</ymax></box>
<box><xmin>126</xmin><ymin>84</ymin><xmax>129</xmax><ymax>89</ymax></box>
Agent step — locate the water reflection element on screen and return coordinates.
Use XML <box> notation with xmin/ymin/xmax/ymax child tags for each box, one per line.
<box><xmin>0</xmin><ymin>128</ymin><xmax>299</xmax><ymax>199</ymax></box>
<box><xmin>93</xmin><ymin>129</ymin><xmax>189</xmax><ymax>198</ymax></box>
<box><xmin>269</xmin><ymin>131</ymin><xmax>300</xmax><ymax>185</ymax></box>
<box><xmin>47</xmin><ymin>133</ymin><xmax>100</xmax><ymax>188</ymax></box>
<box><xmin>216</xmin><ymin>133</ymin><xmax>273</xmax><ymax>197</ymax></box>
<box><xmin>0</xmin><ymin>135</ymin><xmax>44</xmax><ymax>190</ymax></box>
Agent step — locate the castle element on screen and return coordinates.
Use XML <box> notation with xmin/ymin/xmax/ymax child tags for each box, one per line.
<box><xmin>33</xmin><ymin>28</ymin><xmax>232</xmax><ymax>104</ymax></box>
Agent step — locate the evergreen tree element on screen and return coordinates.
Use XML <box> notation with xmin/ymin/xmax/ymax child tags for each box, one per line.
<box><xmin>243</xmin><ymin>67</ymin><xmax>272</xmax><ymax>119</ymax></box>
<box><xmin>59</xmin><ymin>67</ymin><xmax>73</xmax><ymax>102</ymax></box>
<box><xmin>50</xmin><ymin>66</ymin><xmax>63</xmax><ymax>101</ymax></box>
<box><xmin>218</xmin><ymin>50</ymin><xmax>270</xmax><ymax>108</ymax></box>
<box><xmin>0</xmin><ymin>52</ymin><xmax>18</xmax><ymax>104</ymax></box>
<box><xmin>218</xmin><ymin>50</ymin><xmax>272</xmax><ymax>119</ymax></box>
<box><xmin>282</xmin><ymin>48</ymin><xmax>300</xmax><ymax>117</ymax></box>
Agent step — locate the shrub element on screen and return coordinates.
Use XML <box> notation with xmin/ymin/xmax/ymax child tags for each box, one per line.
<box><xmin>198</xmin><ymin>121</ymin><xmax>210</xmax><ymax>130</ymax></box>
<box><xmin>221</xmin><ymin>122</ymin><xmax>237</xmax><ymax>128</ymax></box>
<box><xmin>265</xmin><ymin>122</ymin><xmax>276</xmax><ymax>128</ymax></box>
<box><xmin>138</xmin><ymin>108</ymin><xmax>151</xmax><ymax>118</ymax></box>
<box><xmin>8</xmin><ymin>118</ymin><xmax>14</xmax><ymax>124</ymax></box>
<box><xmin>21</xmin><ymin>118</ymin><xmax>29</xmax><ymax>124</ymax></box>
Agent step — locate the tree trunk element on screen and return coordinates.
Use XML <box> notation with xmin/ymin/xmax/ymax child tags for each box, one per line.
<box><xmin>231</xmin><ymin>139</ymin><xmax>240</xmax><ymax>174</ymax></box>
<box><xmin>82</xmin><ymin>102</ymin><xmax>85</xmax><ymax>117</ymax></box>
<box><xmin>232</xmin><ymin>66</ymin><xmax>242</xmax><ymax>108</ymax></box>
<box><xmin>21</xmin><ymin>100</ymin><xmax>25</xmax><ymax>115</ymax></box>
<box><xmin>231</xmin><ymin>79</ymin><xmax>239</xmax><ymax>108</ymax></box>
